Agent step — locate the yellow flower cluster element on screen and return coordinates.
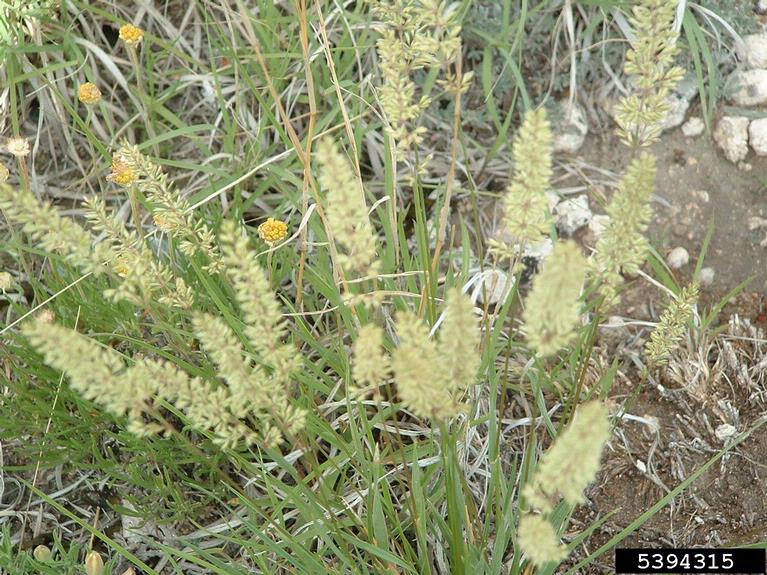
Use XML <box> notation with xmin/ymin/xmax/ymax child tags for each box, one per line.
<box><xmin>78</xmin><ymin>82</ymin><xmax>102</xmax><ymax>105</ymax></box>
<box><xmin>258</xmin><ymin>217</ymin><xmax>288</xmax><ymax>245</ymax></box>
<box><xmin>119</xmin><ymin>23</ymin><xmax>144</xmax><ymax>46</ymax></box>
<box><xmin>107</xmin><ymin>157</ymin><xmax>137</xmax><ymax>187</ymax></box>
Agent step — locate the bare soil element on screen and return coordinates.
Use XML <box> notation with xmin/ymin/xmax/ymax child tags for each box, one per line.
<box><xmin>563</xmin><ymin>122</ymin><xmax>767</xmax><ymax>573</ymax></box>
<box><xmin>581</xmin><ymin>124</ymin><xmax>767</xmax><ymax>298</ymax></box>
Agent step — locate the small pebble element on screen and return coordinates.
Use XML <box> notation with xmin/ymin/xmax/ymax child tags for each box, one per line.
<box><xmin>749</xmin><ymin>117</ymin><xmax>767</xmax><ymax>156</ymax></box>
<box><xmin>681</xmin><ymin>116</ymin><xmax>705</xmax><ymax>138</ymax></box>
<box><xmin>715</xmin><ymin>423</ymin><xmax>737</xmax><ymax>443</ymax></box>
<box><xmin>587</xmin><ymin>214</ymin><xmax>610</xmax><ymax>241</ymax></box>
<box><xmin>714</xmin><ymin>116</ymin><xmax>750</xmax><ymax>164</ymax></box>
<box><xmin>666</xmin><ymin>246</ymin><xmax>690</xmax><ymax>269</ymax></box>
<box><xmin>700</xmin><ymin>267</ymin><xmax>715</xmax><ymax>287</ymax></box>
<box><xmin>554</xmin><ymin>195</ymin><xmax>593</xmax><ymax>235</ymax></box>
<box><xmin>475</xmin><ymin>269</ymin><xmax>514</xmax><ymax>306</ymax></box>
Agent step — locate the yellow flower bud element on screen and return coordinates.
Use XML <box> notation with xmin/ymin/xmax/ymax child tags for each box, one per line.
<box><xmin>257</xmin><ymin>217</ymin><xmax>288</xmax><ymax>245</ymax></box>
<box><xmin>78</xmin><ymin>82</ymin><xmax>102</xmax><ymax>105</ymax></box>
<box><xmin>85</xmin><ymin>550</ymin><xmax>104</xmax><ymax>575</ymax></box>
<box><xmin>33</xmin><ymin>544</ymin><xmax>52</xmax><ymax>562</ymax></box>
<box><xmin>119</xmin><ymin>24</ymin><xmax>144</xmax><ymax>46</ymax></box>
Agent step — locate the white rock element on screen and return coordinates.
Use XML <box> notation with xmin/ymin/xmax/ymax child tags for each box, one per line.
<box><xmin>749</xmin><ymin>117</ymin><xmax>767</xmax><ymax>156</ymax></box>
<box><xmin>662</xmin><ymin>72</ymin><xmax>700</xmax><ymax>132</ymax></box>
<box><xmin>666</xmin><ymin>246</ymin><xmax>690</xmax><ymax>270</ymax></box>
<box><xmin>662</xmin><ymin>93</ymin><xmax>690</xmax><ymax>131</ymax></box>
<box><xmin>715</xmin><ymin>423</ymin><xmax>737</xmax><ymax>443</ymax></box>
<box><xmin>588</xmin><ymin>214</ymin><xmax>610</xmax><ymax>240</ymax></box>
<box><xmin>553</xmin><ymin>100</ymin><xmax>588</xmax><ymax>154</ymax></box>
<box><xmin>700</xmin><ymin>267</ymin><xmax>715</xmax><ymax>287</ymax></box>
<box><xmin>545</xmin><ymin>191</ymin><xmax>560</xmax><ymax>212</ymax></box>
<box><xmin>758</xmin><ymin>0</ymin><xmax>767</xmax><ymax>15</ymax></box>
<box><xmin>681</xmin><ymin>117</ymin><xmax>705</xmax><ymax>138</ymax></box>
<box><xmin>739</xmin><ymin>33</ymin><xmax>767</xmax><ymax>69</ymax></box>
<box><xmin>727</xmin><ymin>69</ymin><xmax>767</xmax><ymax>107</ymax></box>
<box><xmin>523</xmin><ymin>237</ymin><xmax>554</xmax><ymax>261</ymax></box>
<box><xmin>714</xmin><ymin>116</ymin><xmax>750</xmax><ymax>164</ymax></box>
<box><xmin>554</xmin><ymin>195</ymin><xmax>592</xmax><ymax>235</ymax></box>
<box><xmin>475</xmin><ymin>269</ymin><xmax>514</xmax><ymax>306</ymax></box>
<box><xmin>676</xmin><ymin>73</ymin><xmax>700</xmax><ymax>102</ymax></box>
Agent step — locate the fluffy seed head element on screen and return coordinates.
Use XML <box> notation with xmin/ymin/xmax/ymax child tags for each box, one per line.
<box><xmin>112</xmin><ymin>141</ymin><xmax>222</xmax><ymax>271</ymax></box>
<box><xmin>591</xmin><ymin>153</ymin><xmax>656</xmax><ymax>301</ymax></box>
<box><xmin>524</xmin><ymin>400</ymin><xmax>611</xmax><ymax>512</ymax></box>
<box><xmin>438</xmin><ymin>287</ymin><xmax>481</xmax><ymax>392</ymax></box>
<box><xmin>315</xmin><ymin>137</ymin><xmax>379</xmax><ymax>276</ymax></box>
<box><xmin>524</xmin><ymin>241</ymin><xmax>586</xmax><ymax>357</ymax></box>
<box><xmin>518</xmin><ymin>514</ymin><xmax>568</xmax><ymax>567</ymax></box>
<box><xmin>353</xmin><ymin>324</ymin><xmax>389</xmax><ymax>391</ymax></box>
<box><xmin>499</xmin><ymin>108</ymin><xmax>554</xmax><ymax>247</ymax></box>
<box><xmin>119</xmin><ymin>23</ymin><xmax>144</xmax><ymax>46</ymax></box>
<box><xmin>392</xmin><ymin>311</ymin><xmax>460</xmax><ymax>419</ymax></box>
<box><xmin>614</xmin><ymin>0</ymin><xmax>684</xmax><ymax>147</ymax></box>
<box><xmin>391</xmin><ymin>289</ymin><xmax>481</xmax><ymax>420</ymax></box>
<box><xmin>78</xmin><ymin>82</ymin><xmax>102</xmax><ymax>105</ymax></box>
<box><xmin>645</xmin><ymin>283</ymin><xmax>699</xmax><ymax>366</ymax></box>
<box><xmin>258</xmin><ymin>217</ymin><xmax>288</xmax><ymax>245</ymax></box>
<box><xmin>5</xmin><ymin>137</ymin><xmax>30</xmax><ymax>158</ymax></box>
